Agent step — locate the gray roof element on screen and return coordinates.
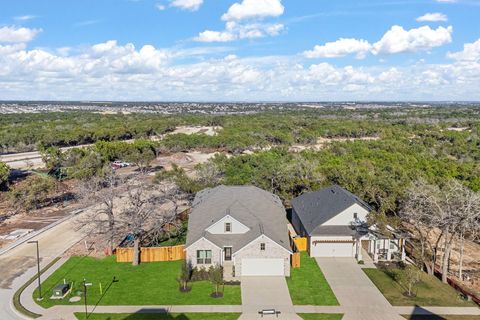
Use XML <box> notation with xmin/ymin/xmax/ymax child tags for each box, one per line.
<box><xmin>291</xmin><ymin>185</ymin><xmax>371</xmax><ymax>236</ymax></box>
<box><xmin>186</xmin><ymin>185</ymin><xmax>292</xmax><ymax>253</ymax></box>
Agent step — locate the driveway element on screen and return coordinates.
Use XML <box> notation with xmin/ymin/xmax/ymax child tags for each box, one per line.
<box><xmin>239</xmin><ymin>276</ymin><xmax>301</xmax><ymax>320</ymax></box>
<box><xmin>316</xmin><ymin>258</ymin><xmax>404</xmax><ymax>320</ymax></box>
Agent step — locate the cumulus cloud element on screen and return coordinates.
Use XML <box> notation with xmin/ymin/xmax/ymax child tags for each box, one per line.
<box><xmin>0</xmin><ymin>26</ymin><xmax>42</xmax><ymax>43</ymax></box>
<box><xmin>416</xmin><ymin>12</ymin><xmax>448</xmax><ymax>22</ymax></box>
<box><xmin>371</xmin><ymin>25</ymin><xmax>453</xmax><ymax>55</ymax></box>
<box><xmin>170</xmin><ymin>0</ymin><xmax>203</xmax><ymax>11</ymax></box>
<box><xmin>195</xmin><ymin>0</ymin><xmax>284</xmax><ymax>42</ymax></box>
<box><xmin>447</xmin><ymin>38</ymin><xmax>480</xmax><ymax>62</ymax></box>
<box><xmin>1</xmin><ymin>38</ymin><xmax>479</xmax><ymax>101</ymax></box>
<box><xmin>303</xmin><ymin>38</ymin><xmax>371</xmax><ymax>59</ymax></box>
<box><xmin>221</xmin><ymin>0</ymin><xmax>284</xmax><ymax>21</ymax></box>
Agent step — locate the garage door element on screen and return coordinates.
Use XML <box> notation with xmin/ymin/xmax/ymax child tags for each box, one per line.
<box><xmin>241</xmin><ymin>258</ymin><xmax>284</xmax><ymax>276</ymax></box>
<box><xmin>310</xmin><ymin>242</ymin><xmax>354</xmax><ymax>257</ymax></box>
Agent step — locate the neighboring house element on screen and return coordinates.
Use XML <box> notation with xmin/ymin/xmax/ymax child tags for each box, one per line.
<box><xmin>291</xmin><ymin>185</ymin><xmax>406</xmax><ymax>262</ymax></box>
<box><xmin>185</xmin><ymin>185</ymin><xmax>292</xmax><ymax>279</ymax></box>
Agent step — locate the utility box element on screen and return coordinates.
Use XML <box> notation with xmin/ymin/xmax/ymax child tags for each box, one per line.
<box><xmin>51</xmin><ymin>283</ymin><xmax>70</xmax><ymax>299</ymax></box>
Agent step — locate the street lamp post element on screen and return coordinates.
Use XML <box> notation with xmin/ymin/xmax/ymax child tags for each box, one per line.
<box><xmin>83</xmin><ymin>278</ymin><xmax>92</xmax><ymax>319</ymax></box>
<box><xmin>27</xmin><ymin>240</ymin><xmax>42</xmax><ymax>301</ymax></box>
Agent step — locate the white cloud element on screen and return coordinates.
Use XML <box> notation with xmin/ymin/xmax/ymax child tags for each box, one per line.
<box><xmin>303</xmin><ymin>38</ymin><xmax>372</xmax><ymax>59</ymax></box>
<box><xmin>436</xmin><ymin>0</ymin><xmax>458</xmax><ymax>3</ymax></box>
<box><xmin>447</xmin><ymin>38</ymin><xmax>480</xmax><ymax>62</ymax></box>
<box><xmin>14</xmin><ymin>15</ymin><xmax>37</xmax><ymax>21</ymax></box>
<box><xmin>416</xmin><ymin>12</ymin><xmax>448</xmax><ymax>22</ymax></box>
<box><xmin>372</xmin><ymin>25</ymin><xmax>453</xmax><ymax>55</ymax></box>
<box><xmin>170</xmin><ymin>0</ymin><xmax>203</xmax><ymax>11</ymax></box>
<box><xmin>195</xmin><ymin>22</ymin><xmax>284</xmax><ymax>42</ymax></box>
<box><xmin>0</xmin><ymin>26</ymin><xmax>42</xmax><ymax>43</ymax></box>
<box><xmin>222</xmin><ymin>0</ymin><xmax>284</xmax><ymax>22</ymax></box>
<box><xmin>1</xmin><ymin>39</ymin><xmax>480</xmax><ymax>101</ymax></box>
<box><xmin>156</xmin><ymin>4</ymin><xmax>166</xmax><ymax>11</ymax></box>
<box><xmin>196</xmin><ymin>30</ymin><xmax>236</xmax><ymax>42</ymax></box>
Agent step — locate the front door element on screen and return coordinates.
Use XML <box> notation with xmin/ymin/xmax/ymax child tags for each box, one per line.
<box><xmin>224</xmin><ymin>247</ymin><xmax>232</xmax><ymax>261</ymax></box>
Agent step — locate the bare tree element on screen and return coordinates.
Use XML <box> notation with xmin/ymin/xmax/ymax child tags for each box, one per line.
<box><xmin>117</xmin><ymin>182</ymin><xmax>181</xmax><ymax>266</ymax></box>
<box><xmin>77</xmin><ymin>168</ymin><xmax>124</xmax><ymax>253</ymax></box>
<box><xmin>402</xmin><ymin>179</ymin><xmax>480</xmax><ymax>283</ymax></box>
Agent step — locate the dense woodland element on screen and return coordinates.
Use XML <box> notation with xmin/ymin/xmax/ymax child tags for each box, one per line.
<box><xmin>1</xmin><ymin>106</ymin><xmax>480</xmax><ymax>287</ymax></box>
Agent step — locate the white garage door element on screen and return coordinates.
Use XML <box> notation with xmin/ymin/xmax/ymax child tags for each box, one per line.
<box><xmin>310</xmin><ymin>241</ymin><xmax>354</xmax><ymax>257</ymax></box>
<box><xmin>241</xmin><ymin>258</ymin><xmax>284</xmax><ymax>276</ymax></box>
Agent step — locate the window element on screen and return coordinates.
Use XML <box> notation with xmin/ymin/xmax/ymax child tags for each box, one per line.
<box><xmin>225</xmin><ymin>222</ymin><xmax>232</xmax><ymax>233</ymax></box>
<box><xmin>196</xmin><ymin>250</ymin><xmax>212</xmax><ymax>264</ymax></box>
<box><xmin>353</xmin><ymin>212</ymin><xmax>358</xmax><ymax>219</ymax></box>
<box><xmin>390</xmin><ymin>241</ymin><xmax>395</xmax><ymax>250</ymax></box>
<box><xmin>260</xmin><ymin>243</ymin><xmax>265</xmax><ymax>251</ymax></box>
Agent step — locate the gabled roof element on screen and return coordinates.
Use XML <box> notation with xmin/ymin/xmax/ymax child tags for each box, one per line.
<box><xmin>186</xmin><ymin>185</ymin><xmax>291</xmax><ymax>253</ymax></box>
<box><xmin>291</xmin><ymin>185</ymin><xmax>371</xmax><ymax>236</ymax></box>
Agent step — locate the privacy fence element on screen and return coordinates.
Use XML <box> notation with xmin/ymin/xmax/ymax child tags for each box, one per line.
<box><xmin>116</xmin><ymin>245</ymin><xmax>186</xmax><ymax>263</ymax></box>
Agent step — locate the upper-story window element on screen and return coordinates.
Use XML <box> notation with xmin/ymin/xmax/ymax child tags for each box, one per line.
<box><xmin>353</xmin><ymin>212</ymin><xmax>358</xmax><ymax>220</ymax></box>
<box><xmin>260</xmin><ymin>243</ymin><xmax>266</xmax><ymax>251</ymax></box>
<box><xmin>225</xmin><ymin>222</ymin><xmax>232</xmax><ymax>233</ymax></box>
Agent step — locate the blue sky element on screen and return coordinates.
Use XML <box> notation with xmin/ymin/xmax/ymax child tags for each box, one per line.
<box><xmin>0</xmin><ymin>0</ymin><xmax>479</xmax><ymax>101</ymax></box>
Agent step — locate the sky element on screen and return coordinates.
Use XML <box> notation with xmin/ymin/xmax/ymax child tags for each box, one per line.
<box><xmin>0</xmin><ymin>0</ymin><xmax>480</xmax><ymax>101</ymax></box>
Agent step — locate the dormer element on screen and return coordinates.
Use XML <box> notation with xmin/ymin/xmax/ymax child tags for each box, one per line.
<box><xmin>206</xmin><ymin>215</ymin><xmax>250</xmax><ymax>235</ymax></box>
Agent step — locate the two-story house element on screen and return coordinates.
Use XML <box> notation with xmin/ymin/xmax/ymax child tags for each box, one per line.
<box><xmin>185</xmin><ymin>185</ymin><xmax>292</xmax><ymax>279</ymax></box>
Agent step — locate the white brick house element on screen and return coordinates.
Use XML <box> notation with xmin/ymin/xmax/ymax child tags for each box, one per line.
<box><xmin>185</xmin><ymin>185</ymin><xmax>292</xmax><ymax>279</ymax></box>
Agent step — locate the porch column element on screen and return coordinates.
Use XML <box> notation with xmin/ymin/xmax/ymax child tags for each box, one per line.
<box><xmin>386</xmin><ymin>239</ymin><xmax>392</xmax><ymax>261</ymax></box>
<box><xmin>356</xmin><ymin>239</ymin><xmax>363</xmax><ymax>261</ymax></box>
<box><xmin>373</xmin><ymin>239</ymin><xmax>378</xmax><ymax>263</ymax></box>
<box><xmin>401</xmin><ymin>239</ymin><xmax>406</xmax><ymax>262</ymax></box>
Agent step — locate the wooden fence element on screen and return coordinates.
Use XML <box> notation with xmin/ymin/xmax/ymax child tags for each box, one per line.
<box><xmin>291</xmin><ymin>252</ymin><xmax>301</xmax><ymax>268</ymax></box>
<box><xmin>116</xmin><ymin>245</ymin><xmax>186</xmax><ymax>263</ymax></box>
<box><xmin>293</xmin><ymin>237</ymin><xmax>308</xmax><ymax>252</ymax></box>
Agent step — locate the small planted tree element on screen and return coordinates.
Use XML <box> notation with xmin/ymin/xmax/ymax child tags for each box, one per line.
<box><xmin>178</xmin><ymin>260</ymin><xmax>192</xmax><ymax>292</ymax></box>
<box><xmin>209</xmin><ymin>265</ymin><xmax>224</xmax><ymax>298</ymax></box>
<box><xmin>396</xmin><ymin>265</ymin><xmax>421</xmax><ymax>297</ymax></box>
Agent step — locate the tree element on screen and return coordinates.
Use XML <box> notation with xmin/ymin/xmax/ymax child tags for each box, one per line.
<box><xmin>118</xmin><ymin>183</ymin><xmax>180</xmax><ymax>266</ymax></box>
<box><xmin>67</xmin><ymin>148</ymin><xmax>105</xmax><ymax>180</ymax></box>
<box><xmin>396</xmin><ymin>265</ymin><xmax>421</xmax><ymax>297</ymax></box>
<box><xmin>77</xmin><ymin>168</ymin><xmax>124</xmax><ymax>253</ymax></box>
<box><xmin>209</xmin><ymin>265</ymin><xmax>224</xmax><ymax>298</ymax></box>
<box><xmin>402</xmin><ymin>179</ymin><xmax>480</xmax><ymax>283</ymax></box>
<box><xmin>0</xmin><ymin>161</ymin><xmax>10</xmax><ymax>190</ymax></box>
<box><xmin>123</xmin><ymin>140</ymin><xmax>157</xmax><ymax>175</ymax></box>
<box><xmin>8</xmin><ymin>175</ymin><xmax>58</xmax><ymax>211</ymax></box>
<box><xmin>177</xmin><ymin>260</ymin><xmax>192</xmax><ymax>292</ymax></box>
<box><xmin>40</xmin><ymin>146</ymin><xmax>63</xmax><ymax>173</ymax></box>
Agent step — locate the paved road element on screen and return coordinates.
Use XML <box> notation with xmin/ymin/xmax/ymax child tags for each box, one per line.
<box><xmin>239</xmin><ymin>276</ymin><xmax>301</xmax><ymax>320</ymax></box>
<box><xmin>0</xmin><ymin>214</ymin><xmax>86</xmax><ymax>320</ymax></box>
<box><xmin>316</xmin><ymin>257</ymin><xmax>404</xmax><ymax>320</ymax></box>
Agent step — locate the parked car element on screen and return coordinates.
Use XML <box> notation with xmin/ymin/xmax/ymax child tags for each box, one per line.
<box><xmin>112</xmin><ymin>160</ymin><xmax>130</xmax><ymax>169</ymax></box>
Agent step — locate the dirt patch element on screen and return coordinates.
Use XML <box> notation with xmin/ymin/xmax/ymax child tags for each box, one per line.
<box><xmin>166</xmin><ymin>126</ymin><xmax>222</xmax><ymax>136</ymax></box>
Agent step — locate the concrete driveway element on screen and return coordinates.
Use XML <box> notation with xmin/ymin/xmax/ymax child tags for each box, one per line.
<box><xmin>316</xmin><ymin>258</ymin><xmax>404</xmax><ymax>320</ymax></box>
<box><xmin>239</xmin><ymin>276</ymin><xmax>301</xmax><ymax>320</ymax></box>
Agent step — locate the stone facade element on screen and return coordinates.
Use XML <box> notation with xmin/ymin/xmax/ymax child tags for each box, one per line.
<box><xmin>185</xmin><ymin>238</ymin><xmax>222</xmax><ymax>270</ymax></box>
<box><xmin>233</xmin><ymin>235</ymin><xmax>291</xmax><ymax>277</ymax></box>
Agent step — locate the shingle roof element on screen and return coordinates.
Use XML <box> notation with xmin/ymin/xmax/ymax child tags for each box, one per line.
<box><xmin>291</xmin><ymin>185</ymin><xmax>371</xmax><ymax>236</ymax></box>
<box><xmin>186</xmin><ymin>185</ymin><xmax>291</xmax><ymax>253</ymax></box>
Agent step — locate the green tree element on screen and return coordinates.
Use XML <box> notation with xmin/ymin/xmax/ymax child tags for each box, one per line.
<box><xmin>8</xmin><ymin>175</ymin><xmax>58</xmax><ymax>211</ymax></box>
<box><xmin>209</xmin><ymin>265</ymin><xmax>224</xmax><ymax>298</ymax></box>
<box><xmin>177</xmin><ymin>260</ymin><xmax>192</xmax><ymax>292</ymax></box>
<box><xmin>0</xmin><ymin>161</ymin><xmax>10</xmax><ymax>190</ymax></box>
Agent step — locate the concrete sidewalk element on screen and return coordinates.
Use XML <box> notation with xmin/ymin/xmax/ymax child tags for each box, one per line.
<box><xmin>394</xmin><ymin>306</ymin><xmax>480</xmax><ymax>316</ymax></box>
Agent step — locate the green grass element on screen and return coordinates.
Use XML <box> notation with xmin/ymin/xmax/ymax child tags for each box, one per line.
<box><xmin>298</xmin><ymin>314</ymin><xmax>343</xmax><ymax>320</ymax></box>
<box><xmin>402</xmin><ymin>316</ymin><xmax>480</xmax><ymax>320</ymax></box>
<box><xmin>74</xmin><ymin>313</ymin><xmax>241</xmax><ymax>320</ymax></box>
<box><xmin>34</xmin><ymin>256</ymin><xmax>241</xmax><ymax>308</ymax></box>
<box><xmin>286</xmin><ymin>252</ymin><xmax>338</xmax><ymax>305</ymax></box>
<box><xmin>363</xmin><ymin>268</ymin><xmax>476</xmax><ymax>307</ymax></box>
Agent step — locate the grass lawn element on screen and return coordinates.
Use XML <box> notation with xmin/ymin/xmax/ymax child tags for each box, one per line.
<box><xmin>402</xmin><ymin>316</ymin><xmax>480</xmax><ymax>320</ymax></box>
<box><xmin>286</xmin><ymin>252</ymin><xmax>338</xmax><ymax>305</ymax></box>
<box><xmin>363</xmin><ymin>268</ymin><xmax>475</xmax><ymax>307</ymax></box>
<box><xmin>74</xmin><ymin>313</ymin><xmax>240</xmax><ymax>320</ymax></box>
<box><xmin>34</xmin><ymin>256</ymin><xmax>241</xmax><ymax>308</ymax></box>
<box><xmin>298</xmin><ymin>314</ymin><xmax>343</xmax><ymax>320</ymax></box>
